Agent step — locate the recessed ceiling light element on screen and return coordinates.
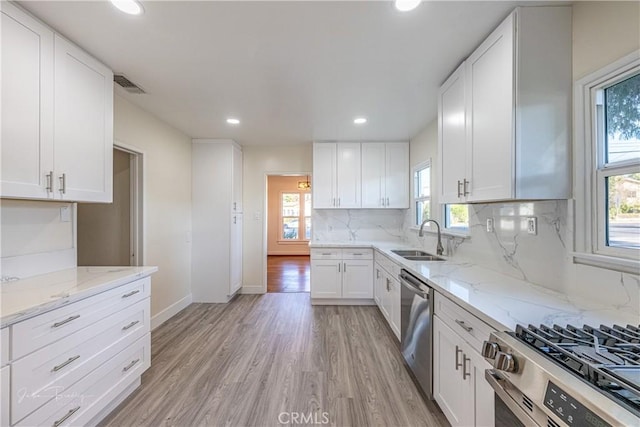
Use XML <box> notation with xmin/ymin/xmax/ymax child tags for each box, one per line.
<box><xmin>354</xmin><ymin>117</ymin><xmax>367</xmax><ymax>125</ymax></box>
<box><xmin>226</xmin><ymin>118</ymin><xmax>240</xmax><ymax>125</ymax></box>
<box><xmin>110</xmin><ymin>0</ymin><xmax>144</xmax><ymax>15</ymax></box>
<box><xmin>395</xmin><ymin>0</ymin><xmax>422</xmax><ymax>12</ymax></box>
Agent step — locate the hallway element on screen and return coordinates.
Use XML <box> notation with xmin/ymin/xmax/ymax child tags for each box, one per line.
<box><xmin>267</xmin><ymin>255</ymin><xmax>310</xmax><ymax>293</ymax></box>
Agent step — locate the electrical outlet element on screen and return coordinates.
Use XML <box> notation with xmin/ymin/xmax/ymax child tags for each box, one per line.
<box><xmin>527</xmin><ymin>217</ymin><xmax>537</xmax><ymax>235</ymax></box>
<box><xmin>60</xmin><ymin>206</ymin><xmax>71</xmax><ymax>222</ymax></box>
<box><xmin>486</xmin><ymin>218</ymin><xmax>494</xmax><ymax>233</ymax></box>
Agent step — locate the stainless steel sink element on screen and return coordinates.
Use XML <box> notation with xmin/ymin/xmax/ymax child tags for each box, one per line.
<box><xmin>391</xmin><ymin>250</ymin><xmax>445</xmax><ymax>261</ymax></box>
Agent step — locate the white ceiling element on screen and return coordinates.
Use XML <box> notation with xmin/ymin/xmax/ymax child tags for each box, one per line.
<box><xmin>22</xmin><ymin>0</ymin><xmax>539</xmax><ymax>146</ymax></box>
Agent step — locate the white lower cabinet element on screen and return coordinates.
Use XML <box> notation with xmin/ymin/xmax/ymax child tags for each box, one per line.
<box><xmin>310</xmin><ymin>248</ymin><xmax>373</xmax><ymax>301</ymax></box>
<box><xmin>5</xmin><ymin>276</ymin><xmax>152</xmax><ymax>426</ymax></box>
<box><xmin>374</xmin><ymin>251</ymin><xmax>402</xmax><ymax>340</ymax></box>
<box><xmin>433</xmin><ymin>295</ymin><xmax>495</xmax><ymax>427</ymax></box>
<box><xmin>1</xmin><ymin>365</ymin><xmax>9</xmax><ymax>427</ymax></box>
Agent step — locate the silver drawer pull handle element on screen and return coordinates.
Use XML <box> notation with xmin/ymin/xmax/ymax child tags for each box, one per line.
<box><xmin>52</xmin><ymin>355</ymin><xmax>80</xmax><ymax>372</ymax></box>
<box><xmin>352</xmin><ymin>253</ymin><xmax>363</xmax><ymax>255</ymax></box>
<box><xmin>52</xmin><ymin>315</ymin><xmax>80</xmax><ymax>328</ymax></box>
<box><xmin>122</xmin><ymin>290</ymin><xmax>140</xmax><ymax>298</ymax></box>
<box><xmin>123</xmin><ymin>358</ymin><xmax>140</xmax><ymax>372</ymax></box>
<box><xmin>52</xmin><ymin>406</ymin><xmax>80</xmax><ymax>427</ymax></box>
<box><xmin>455</xmin><ymin>319</ymin><xmax>473</xmax><ymax>333</ymax></box>
<box><xmin>321</xmin><ymin>252</ymin><xmax>332</xmax><ymax>256</ymax></box>
<box><xmin>122</xmin><ymin>320</ymin><xmax>140</xmax><ymax>331</ymax></box>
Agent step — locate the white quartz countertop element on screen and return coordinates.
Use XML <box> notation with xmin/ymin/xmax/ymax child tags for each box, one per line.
<box><xmin>1</xmin><ymin>266</ymin><xmax>158</xmax><ymax>328</ymax></box>
<box><xmin>310</xmin><ymin>240</ymin><xmax>639</xmax><ymax>331</ymax></box>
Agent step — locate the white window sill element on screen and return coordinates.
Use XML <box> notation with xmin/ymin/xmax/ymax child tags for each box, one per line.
<box><xmin>409</xmin><ymin>226</ymin><xmax>470</xmax><ymax>239</ymax></box>
<box><xmin>277</xmin><ymin>240</ymin><xmax>310</xmax><ymax>244</ymax></box>
<box><xmin>572</xmin><ymin>252</ymin><xmax>640</xmax><ymax>275</ymax></box>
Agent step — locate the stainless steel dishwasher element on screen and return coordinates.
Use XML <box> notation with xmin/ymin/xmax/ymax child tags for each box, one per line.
<box><xmin>400</xmin><ymin>269</ymin><xmax>434</xmax><ymax>399</ymax></box>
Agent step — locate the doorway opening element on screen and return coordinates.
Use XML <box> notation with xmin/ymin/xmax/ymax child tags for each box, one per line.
<box><xmin>77</xmin><ymin>144</ymin><xmax>143</xmax><ymax>266</ymax></box>
<box><xmin>266</xmin><ymin>174</ymin><xmax>311</xmax><ymax>293</ymax></box>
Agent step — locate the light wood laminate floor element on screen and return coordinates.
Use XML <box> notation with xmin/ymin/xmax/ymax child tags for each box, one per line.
<box><xmin>100</xmin><ymin>293</ymin><xmax>448</xmax><ymax>427</ymax></box>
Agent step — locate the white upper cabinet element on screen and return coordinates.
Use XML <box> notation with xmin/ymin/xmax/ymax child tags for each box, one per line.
<box><xmin>0</xmin><ymin>3</ymin><xmax>114</xmax><ymax>203</ymax></box>
<box><xmin>1</xmin><ymin>2</ymin><xmax>54</xmax><ymax>200</ymax></box>
<box><xmin>438</xmin><ymin>6</ymin><xmax>572</xmax><ymax>203</ymax></box>
<box><xmin>54</xmin><ymin>35</ymin><xmax>113</xmax><ymax>203</ymax></box>
<box><xmin>362</xmin><ymin>142</ymin><xmax>409</xmax><ymax>208</ymax></box>
<box><xmin>232</xmin><ymin>144</ymin><xmax>243</xmax><ymax>213</ymax></box>
<box><xmin>335</xmin><ymin>143</ymin><xmax>361</xmax><ymax>208</ymax></box>
<box><xmin>438</xmin><ymin>63</ymin><xmax>468</xmax><ymax>204</ymax></box>
<box><xmin>312</xmin><ymin>143</ymin><xmax>337</xmax><ymax>208</ymax></box>
<box><xmin>314</xmin><ymin>141</ymin><xmax>407</xmax><ymax>209</ymax></box>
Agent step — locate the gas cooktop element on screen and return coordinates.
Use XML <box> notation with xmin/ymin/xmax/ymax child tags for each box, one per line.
<box><xmin>514</xmin><ymin>323</ymin><xmax>640</xmax><ymax>417</ymax></box>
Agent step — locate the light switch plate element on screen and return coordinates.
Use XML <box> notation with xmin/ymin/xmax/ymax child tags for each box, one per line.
<box><xmin>527</xmin><ymin>217</ymin><xmax>537</xmax><ymax>235</ymax></box>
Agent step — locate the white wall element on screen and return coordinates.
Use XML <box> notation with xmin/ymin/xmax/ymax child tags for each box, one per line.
<box><xmin>242</xmin><ymin>145</ymin><xmax>312</xmax><ymax>292</ymax></box>
<box><xmin>406</xmin><ymin>2</ymin><xmax>640</xmax><ymax>309</ymax></box>
<box><xmin>114</xmin><ymin>94</ymin><xmax>193</xmax><ymax>322</ymax></box>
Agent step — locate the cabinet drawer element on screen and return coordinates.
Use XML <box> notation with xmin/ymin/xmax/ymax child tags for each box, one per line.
<box><xmin>16</xmin><ymin>333</ymin><xmax>150</xmax><ymax>427</ymax></box>
<box><xmin>1</xmin><ymin>327</ymin><xmax>8</xmax><ymax>366</ymax></box>
<box><xmin>310</xmin><ymin>248</ymin><xmax>341</xmax><ymax>260</ymax></box>
<box><xmin>342</xmin><ymin>248</ymin><xmax>373</xmax><ymax>260</ymax></box>
<box><xmin>11</xmin><ymin>298</ymin><xmax>149</xmax><ymax>424</ymax></box>
<box><xmin>375</xmin><ymin>251</ymin><xmax>401</xmax><ymax>279</ymax></box>
<box><xmin>434</xmin><ymin>292</ymin><xmax>496</xmax><ymax>354</ymax></box>
<box><xmin>11</xmin><ymin>277</ymin><xmax>150</xmax><ymax>359</ymax></box>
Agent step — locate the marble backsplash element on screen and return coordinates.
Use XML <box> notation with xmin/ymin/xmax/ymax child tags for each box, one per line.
<box><xmin>311</xmin><ymin>209</ymin><xmax>405</xmax><ymax>242</ymax></box>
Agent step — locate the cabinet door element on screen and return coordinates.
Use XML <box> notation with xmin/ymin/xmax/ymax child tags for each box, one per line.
<box><xmin>310</xmin><ymin>260</ymin><xmax>341</xmax><ymax>298</ymax></box>
<box><xmin>1</xmin><ymin>365</ymin><xmax>8</xmax><ymax>427</ymax></box>
<box><xmin>373</xmin><ymin>263</ymin><xmax>383</xmax><ymax>307</ymax></box>
<box><xmin>312</xmin><ymin>143</ymin><xmax>337</xmax><ymax>208</ymax></box>
<box><xmin>1</xmin><ymin>2</ymin><xmax>54</xmax><ymax>200</ymax></box>
<box><xmin>433</xmin><ymin>316</ymin><xmax>466</xmax><ymax>427</ymax></box>
<box><xmin>380</xmin><ymin>274</ymin><xmax>391</xmax><ymax>321</ymax></box>
<box><xmin>389</xmin><ymin>276</ymin><xmax>401</xmax><ymax>339</ymax></box>
<box><xmin>438</xmin><ymin>63</ymin><xmax>467</xmax><ymax>204</ymax></box>
<box><xmin>468</xmin><ymin>349</ymin><xmax>495</xmax><ymax>427</ymax></box>
<box><xmin>342</xmin><ymin>260</ymin><xmax>373</xmax><ymax>299</ymax></box>
<box><xmin>361</xmin><ymin>143</ymin><xmax>385</xmax><ymax>208</ymax></box>
<box><xmin>230</xmin><ymin>214</ymin><xmax>243</xmax><ymax>295</ymax></box>
<box><xmin>336</xmin><ymin>142</ymin><xmax>361</xmax><ymax>208</ymax></box>
<box><xmin>232</xmin><ymin>145</ymin><xmax>243</xmax><ymax>213</ymax></box>
<box><xmin>385</xmin><ymin>143</ymin><xmax>409</xmax><ymax>208</ymax></box>
<box><xmin>54</xmin><ymin>34</ymin><xmax>114</xmax><ymax>203</ymax></box>
<box><xmin>466</xmin><ymin>13</ymin><xmax>514</xmax><ymax>202</ymax></box>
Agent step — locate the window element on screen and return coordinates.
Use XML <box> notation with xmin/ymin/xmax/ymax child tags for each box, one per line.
<box><xmin>444</xmin><ymin>204</ymin><xmax>469</xmax><ymax>232</ymax></box>
<box><xmin>413</xmin><ymin>161</ymin><xmax>431</xmax><ymax>226</ymax></box>
<box><xmin>281</xmin><ymin>192</ymin><xmax>311</xmax><ymax>241</ymax></box>
<box><xmin>575</xmin><ymin>52</ymin><xmax>640</xmax><ymax>271</ymax></box>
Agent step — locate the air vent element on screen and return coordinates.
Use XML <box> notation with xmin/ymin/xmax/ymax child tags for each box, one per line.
<box><xmin>114</xmin><ymin>74</ymin><xmax>145</xmax><ymax>94</ymax></box>
<box><xmin>547</xmin><ymin>417</ymin><xmax>560</xmax><ymax>427</ymax></box>
<box><xmin>522</xmin><ymin>395</ymin><xmax>533</xmax><ymax>412</ymax></box>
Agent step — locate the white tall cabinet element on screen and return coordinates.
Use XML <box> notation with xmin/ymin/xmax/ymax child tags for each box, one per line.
<box><xmin>361</xmin><ymin>142</ymin><xmax>409</xmax><ymax>208</ymax></box>
<box><xmin>438</xmin><ymin>6</ymin><xmax>571</xmax><ymax>203</ymax></box>
<box><xmin>1</xmin><ymin>2</ymin><xmax>113</xmax><ymax>203</ymax></box>
<box><xmin>192</xmin><ymin>140</ymin><xmax>243</xmax><ymax>303</ymax></box>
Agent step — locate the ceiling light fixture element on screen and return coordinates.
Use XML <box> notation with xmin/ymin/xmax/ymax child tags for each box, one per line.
<box><xmin>110</xmin><ymin>0</ymin><xmax>144</xmax><ymax>15</ymax></box>
<box><xmin>354</xmin><ymin>117</ymin><xmax>367</xmax><ymax>125</ymax></box>
<box><xmin>395</xmin><ymin>0</ymin><xmax>422</xmax><ymax>12</ymax></box>
<box><xmin>226</xmin><ymin>118</ymin><xmax>240</xmax><ymax>125</ymax></box>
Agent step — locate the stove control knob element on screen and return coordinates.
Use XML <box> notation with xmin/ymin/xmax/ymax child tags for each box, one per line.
<box><xmin>494</xmin><ymin>351</ymin><xmax>517</xmax><ymax>373</ymax></box>
<box><xmin>482</xmin><ymin>341</ymin><xmax>500</xmax><ymax>359</ymax></box>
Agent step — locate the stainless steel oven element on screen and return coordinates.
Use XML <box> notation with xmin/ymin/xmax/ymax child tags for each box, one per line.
<box><xmin>400</xmin><ymin>269</ymin><xmax>433</xmax><ymax>399</ymax></box>
<box><xmin>483</xmin><ymin>325</ymin><xmax>640</xmax><ymax>427</ymax></box>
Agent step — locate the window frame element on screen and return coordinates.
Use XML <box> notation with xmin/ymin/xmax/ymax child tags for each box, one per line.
<box><xmin>442</xmin><ymin>203</ymin><xmax>470</xmax><ymax>236</ymax></box>
<box><xmin>278</xmin><ymin>191</ymin><xmax>311</xmax><ymax>243</ymax></box>
<box><xmin>574</xmin><ymin>50</ymin><xmax>640</xmax><ymax>273</ymax></box>
<box><xmin>412</xmin><ymin>160</ymin><xmax>432</xmax><ymax>228</ymax></box>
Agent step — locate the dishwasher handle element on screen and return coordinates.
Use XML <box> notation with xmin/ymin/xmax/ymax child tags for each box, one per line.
<box><xmin>400</xmin><ymin>276</ymin><xmax>429</xmax><ymax>300</ymax></box>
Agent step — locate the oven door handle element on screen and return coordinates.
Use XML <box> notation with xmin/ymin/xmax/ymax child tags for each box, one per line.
<box><xmin>485</xmin><ymin>369</ymin><xmax>540</xmax><ymax>427</ymax></box>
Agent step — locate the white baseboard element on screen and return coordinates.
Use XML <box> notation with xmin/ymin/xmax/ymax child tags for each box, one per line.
<box><xmin>311</xmin><ymin>298</ymin><xmax>376</xmax><ymax>306</ymax></box>
<box><xmin>240</xmin><ymin>285</ymin><xmax>264</xmax><ymax>294</ymax></box>
<box><xmin>151</xmin><ymin>293</ymin><xmax>192</xmax><ymax>330</ymax></box>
